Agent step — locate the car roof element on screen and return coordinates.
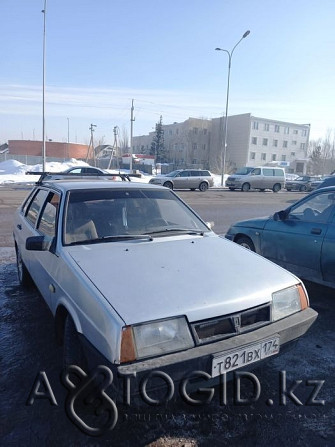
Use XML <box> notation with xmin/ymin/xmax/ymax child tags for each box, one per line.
<box><xmin>38</xmin><ymin>179</ymin><xmax>165</xmax><ymax>193</ymax></box>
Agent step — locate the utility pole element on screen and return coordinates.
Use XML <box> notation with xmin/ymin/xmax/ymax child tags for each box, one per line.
<box><xmin>130</xmin><ymin>99</ymin><xmax>135</xmax><ymax>172</ymax></box>
<box><xmin>108</xmin><ymin>126</ymin><xmax>119</xmax><ymax>169</ymax></box>
<box><xmin>86</xmin><ymin>123</ymin><xmax>97</xmax><ymax>164</ymax></box>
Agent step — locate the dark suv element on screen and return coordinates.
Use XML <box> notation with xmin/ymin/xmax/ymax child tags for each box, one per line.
<box><xmin>149</xmin><ymin>169</ymin><xmax>214</xmax><ymax>191</ymax></box>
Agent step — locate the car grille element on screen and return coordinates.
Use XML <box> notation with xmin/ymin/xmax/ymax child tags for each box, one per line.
<box><xmin>191</xmin><ymin>303</ymin><xmax>271</xmax><ymax>344</ymax></box>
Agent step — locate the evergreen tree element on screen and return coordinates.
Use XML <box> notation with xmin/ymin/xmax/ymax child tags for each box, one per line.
<box><xmin>150</xmin><ymin>116</ymin><xmax>167</xmax><ymax>163</ymax></box>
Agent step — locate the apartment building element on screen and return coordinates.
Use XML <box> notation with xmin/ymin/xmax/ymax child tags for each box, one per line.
<box><xmin>133</xmin><ymin>113</ymin><xmax>310</xmax><ymax>174</ymax></box>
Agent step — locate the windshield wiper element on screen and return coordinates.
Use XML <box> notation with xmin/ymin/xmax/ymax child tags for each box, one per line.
<box><xmin>145</xmin><ymin>228</ymin><xmax>205</xmax><ymax>236</ymax></box>
<box><xmin>68</xmin><ymin>234</ymin><xmax>153</xmax><ymax>245</ymax></box>
<box><xmin>100</xmin><ymin>234</ymin><xmax>154</xmax><ymax>242</ymax></box>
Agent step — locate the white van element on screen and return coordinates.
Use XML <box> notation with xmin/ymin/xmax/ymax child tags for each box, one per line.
<box><xmin>226</xmin><ymin>166</ymin><xmax>285</xmax><ymax>192</ymax></box>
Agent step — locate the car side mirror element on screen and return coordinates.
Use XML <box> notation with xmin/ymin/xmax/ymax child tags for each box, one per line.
<box><xmin>273</xmin><ymin>210</ymin><xmax>287</xmax><ymax>221</ymax></box>
<box><xmin>26</xmin><ymin>235</ymin><xmax>53</xmax><ymax>251</ymax></box>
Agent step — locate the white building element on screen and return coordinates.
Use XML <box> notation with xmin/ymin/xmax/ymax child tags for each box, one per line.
<box><xmin>133</xmin><ymin>113</ymin><xmax>310</xmax><ymax>174</ymax></box>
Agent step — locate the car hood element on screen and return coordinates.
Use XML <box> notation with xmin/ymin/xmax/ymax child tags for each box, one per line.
<box><xmin>230</xmin><ymin>216</ymin><xmax>269</xmax><ymax>230</ymax></box>
<box><xmin>67</xmin><ymin>234</ymin><xmax>298</xmax><ymax>325</ymax></box>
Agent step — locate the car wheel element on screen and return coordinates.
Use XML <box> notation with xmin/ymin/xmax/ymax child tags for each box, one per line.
<box><xmin>16</xmin><ymin>246</ymin><xmax>33</xmax><ymax>288</ymax></box>
<box><xmin>300</xmin><ymin>184</ymin><xmax>307</xmax><ymax>192</ymax></box>
<box><xmin>273</xmin><ymin>183</ymin><xmax>281</xmax><ymax>193</ymax></box>
<box><xmin>163</xmin><ymin>181</ymin><xmax>173</xmax><ymax>189</ymax></box>
<box><xmin>199</xmin><ymin>182</ymin><xmax>208</xmax><ymax>192</ymax></box>
<box><xmin>241</xmin><ymin>183</ymin><xmax>250</xmax><ymax>192</ymax></box>
<box><xmin>229</xmin><ymin>187</ymin><xmax>235</xmax><ymax>191</ymax></box>
<box><xmin>236</xmin><ymin>236</ymin><xmax>255</xmax><ymax>251</ymax></box>
<box><xmin>63</xmin><ymin>315</ymin><xmax>87</xmax><ymax>370</ymax></box>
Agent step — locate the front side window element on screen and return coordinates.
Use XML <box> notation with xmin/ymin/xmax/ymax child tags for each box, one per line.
<box><xmin>288</xmin><ymin>192</ymin><xmax>335</xmax><ymax>223</ymax></box>
<box><xmin>26</xmin><ymin>189</ymin><xmax>49</xmax><ymax>227</ymax></box>
<box><xmin>37</xmin><ymin>193</ymin><xmax>60</xmax><ymax>238</ymax></box>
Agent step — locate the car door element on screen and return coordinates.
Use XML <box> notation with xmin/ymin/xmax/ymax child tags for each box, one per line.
<box><xmin>320</xmin><ymin>201</ymin><xmax>335</xmax><ymax>284</ymax></box>
<box><xmin>26</xmin><ymin>191</ymin><xmax>61</xmax><ymax>309</ymax></box>
<box><xmin>174</xmin><ymin>171</ymin><xmax>190</xmax><ymax>189</ymax></box>
<box><xmin>260</xmin><ymin>191</ymin><xmax>334</xmax><ymax>280</ymax></box>
<box><xmin>15</xmin><ymin>188</ymin><xmax>50</xmax><ymax>272</ymax></box>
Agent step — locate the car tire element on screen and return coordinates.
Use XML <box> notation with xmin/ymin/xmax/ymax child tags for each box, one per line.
<box><xmin>163</xmin><ymin>181</ymin><xmax>173</xmax><ymax>189</ymax></box>
<box><xmin>273</xmin><ymin>183</ymin><xmax>281</xmax><ymax>193</ymax></box>
<box><xmin>236</xmin><ymin>236</ymin><xmax>255</xmax><ymax>251</ymax></box>
<box><xmin>63</xmin><ymin>315</ymin><xmax>87</xmax><ymax>370</ymax></box>
<box><xmin>199</xmin><ymin>182</ymin><xmax>208</xmax><ymax>192</ymax></box>
<box><xmin>241</xmin><ymin>183</ymin><xmax>250</xmax><ymax>192</ymax></box>
<box><xmin>300</xmin><ymin>185</ymin><xmax>307</xmax><ymax>192</ymax></box>
<box><xmin>16</xmin><ymin>245</ymin><xmax>33</xmax><ymax>288</ymax></box>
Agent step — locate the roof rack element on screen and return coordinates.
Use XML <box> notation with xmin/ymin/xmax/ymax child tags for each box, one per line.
<box><xmin>25</xmin><ymin>171</ymin><xmax>132</xmax><ymax>185</ymax></box>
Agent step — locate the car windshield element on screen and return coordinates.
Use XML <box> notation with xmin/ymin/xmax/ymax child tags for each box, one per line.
<box><xmin>235</xmin><ymin>167</ymin><xmax>253</xmax><ymax>175</ymax></box>
<box><xmin>63</xmin><ymin>188</ymin><xmax>209</xmax><ymax>245</ymax></box>
<box><xmin>164</xmin><ymin>170</ymin><xmax>180</xmax><ymax>177</ymax></box>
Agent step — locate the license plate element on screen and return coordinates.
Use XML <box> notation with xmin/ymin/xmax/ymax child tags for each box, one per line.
<box><xmin>212</xmin><ymin>336</ymin><xmax>280</xmax><ymax>377</ymax></box>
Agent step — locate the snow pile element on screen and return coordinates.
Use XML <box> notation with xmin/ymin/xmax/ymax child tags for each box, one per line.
<box><xmin>0</xmin><ymin>159</ymin><xmax>223</xmax><ymax>186</ymax></box>
<box><xmin>0</xmin><ymin>159</ymin><xmax>91</xmax><ymax>184</ymax></box>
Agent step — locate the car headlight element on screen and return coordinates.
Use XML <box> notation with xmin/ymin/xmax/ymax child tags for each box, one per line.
<box><xmin>120</xmin><ymin>316</ymin><xmax>194</xmax><ymax>362</ymax></box>
<box><xmin>272</xmin><ymin>284</ymin><xmax>308</xmax><ymax>321</ymax></box>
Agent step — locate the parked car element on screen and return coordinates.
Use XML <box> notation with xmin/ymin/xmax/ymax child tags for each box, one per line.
<box><xmin>63</xmin><ymin>166</ymin><xmax>108</xmax><ymax>175</ymax></box>
<box><xmin>13</xmin><ymin>174</ymin><xmax>317</xmax><ymax>398</ymax></box>
<box><xmin>285</xmin><ymin>173</ymin><xmax>299</xmax><ymax>181</ymax></box>
<box><xmin>314</xmin><ymin>175</ymin><xmax>335</xmax><ymax>190</ymax></box>
<box><xmin>149</xmin><ymin>169</ymin><xmax>213</xmax><ymax>191</ymax></box>
<box><xmin>285</xmin><ymin>175</ymin><xmax>321</xmax><ymax>192</ymax></box>
<box><xmin>225</xmin><ymin>166</ymin><xmax>285</xmax><ymax>192</ymax></box>
<box><xmin>225</xmin><ymin>186</ymin><xmax>335</xmax><ymax>288</ymax></box>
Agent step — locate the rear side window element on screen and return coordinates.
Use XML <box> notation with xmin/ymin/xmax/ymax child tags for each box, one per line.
<box><xmin>26</xmin><ymin>189</ymin><xmax>49</xmax><ymax>227</ymax></box>
<box><xmin>263</xmin><ymin>169</ymin><xmax>274</xmax><ymax>176</ymax></box>
<box><xmin>274</xmin><ymin>169</ymin><xmax>285</xmax><ymax>176</ymax></box>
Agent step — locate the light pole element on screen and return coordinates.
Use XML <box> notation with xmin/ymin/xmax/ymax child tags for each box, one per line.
<box><xmin>215</xmin><ymin>30</ymin><xmax>250</xmax><ymax>186</ymax></box>
<box><xmin>42</xmin><ymin>1</ymin><xmax>47</xmax><ymax>171</ymax></box>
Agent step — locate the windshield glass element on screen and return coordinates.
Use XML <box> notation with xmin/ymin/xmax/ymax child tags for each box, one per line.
<box><xmin>235</xmin><ymin>167</ymin><xmax>253</xmax><ymax>175</ymax></box>
<box><xmin>164</xmin><ymin>170</ymin><xmax>180</xmax><ymax>177</ymax></box>
<box><xmin>63</xmin><ymin>188</ymin><xmax>209</xmax><ymax>245</ymax></box>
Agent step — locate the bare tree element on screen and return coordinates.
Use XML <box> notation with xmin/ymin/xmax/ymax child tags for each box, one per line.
<box><xmin>308</xmin><ymin>129</ymin><xmax>335</xmax><ymax>175</ymax></box>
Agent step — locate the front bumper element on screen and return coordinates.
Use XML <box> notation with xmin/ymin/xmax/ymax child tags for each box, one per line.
<box><xmin>83</xmin><ymin>307</ymin><xmax>317</xmax><ymax>400</ymax></box>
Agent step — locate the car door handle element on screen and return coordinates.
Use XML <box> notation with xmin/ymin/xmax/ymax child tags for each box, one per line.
<box><xmin>17</xmin><ymin>224</ymin><xmax>22</xmax><ymax>230</ymax></box>
<box><xmin>311</xmin><ymin>228</ymin><xmax>322</xmax><ymax>235</ymax></box>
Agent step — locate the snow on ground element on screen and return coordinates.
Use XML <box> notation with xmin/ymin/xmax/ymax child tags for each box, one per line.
<box><xmin>0</xmin><ymin>159</ymin><xmax>224</xmax><ymax>186</ymax></box>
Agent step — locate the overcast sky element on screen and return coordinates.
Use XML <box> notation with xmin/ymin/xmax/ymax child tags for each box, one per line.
<box><xmin>1</xmin><ymin>0</ymin><xmax>334</xmax><ymax>145</ymax></box>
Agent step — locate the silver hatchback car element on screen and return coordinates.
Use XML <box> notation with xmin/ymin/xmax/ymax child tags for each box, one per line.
<box><xmin>149</xmin><ymin>169</ymin><xmax>214</xmax><ymax>191</ymax></box>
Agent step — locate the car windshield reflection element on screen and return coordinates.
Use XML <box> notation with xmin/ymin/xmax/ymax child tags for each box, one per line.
<box><xmin>64</xmin><ymin>188</ymin><xmax>209</xmax><ymax>245</ymax></box>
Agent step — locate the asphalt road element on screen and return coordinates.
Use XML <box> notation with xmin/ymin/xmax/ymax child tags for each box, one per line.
<box><xmin>0</xmin><ymin>185</ymin><xmax>334</xmax><ymax>446</ymax></box>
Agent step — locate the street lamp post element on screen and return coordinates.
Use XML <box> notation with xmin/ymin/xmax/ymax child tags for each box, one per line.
<box><xmin>42</xmin><ymin>1</ymin><xmax>47</xmax><ymax>172</ymax></box>
<box><xmin>215</xmin><ymin>30</ymin><xmax>250</xmax><ymax>186</ymax></box>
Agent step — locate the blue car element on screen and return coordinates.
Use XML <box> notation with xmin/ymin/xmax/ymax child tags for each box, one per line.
<box><xmin>225</xmin><ymin>187</ymin><xmax>335</xmax><ymax>288</ymax></box>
